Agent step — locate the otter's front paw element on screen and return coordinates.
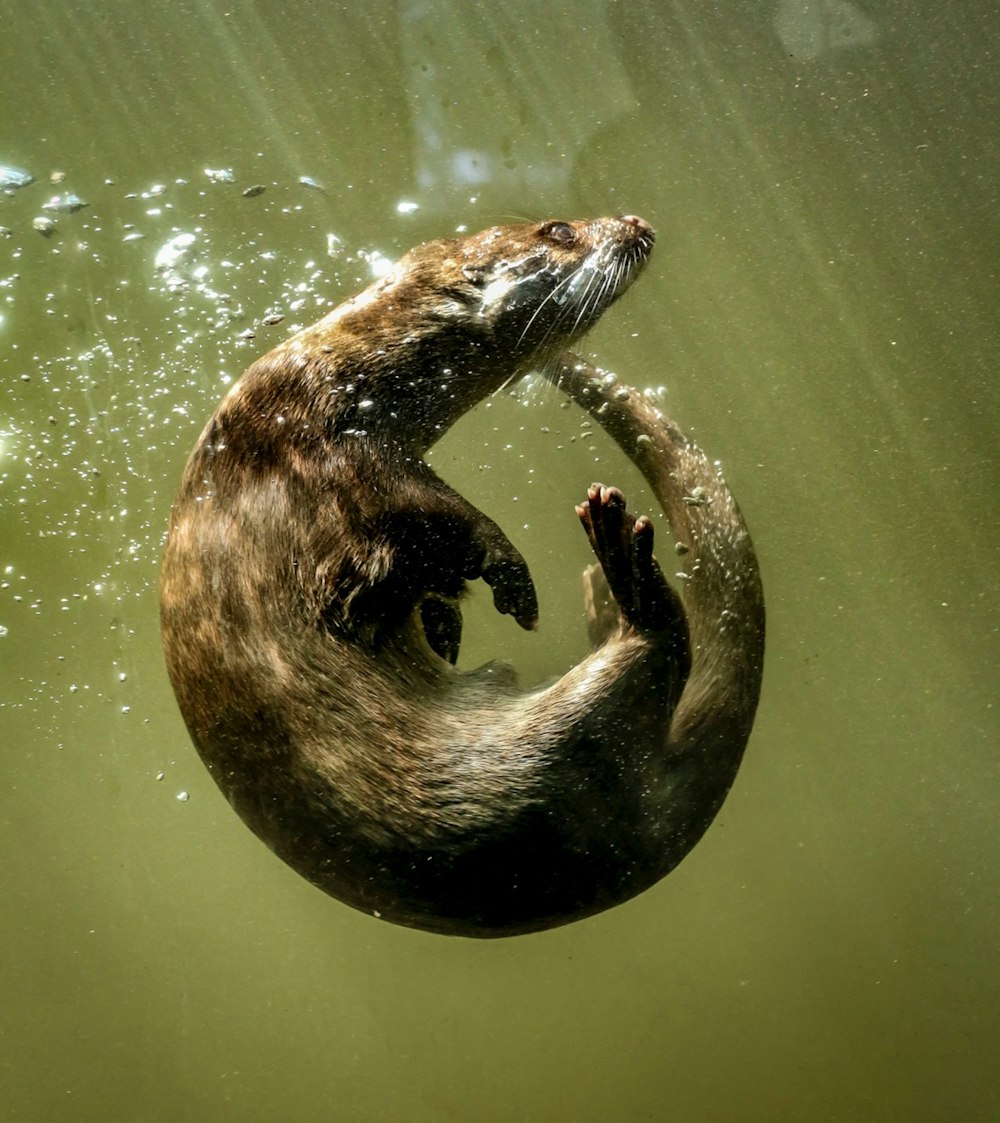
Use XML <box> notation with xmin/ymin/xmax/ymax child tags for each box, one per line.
<box><xmin>576</xmin><ymin>483</ymin><xmax>679</xmax><ymax>635</ymax></box>
<box><xmin>479</xmin><ymin>552</ymin><xmax>539</xmax><ymax>631</ymax></box>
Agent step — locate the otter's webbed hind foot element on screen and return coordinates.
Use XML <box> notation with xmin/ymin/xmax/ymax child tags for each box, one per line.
<box><xmin>576</xmin><ymin>483</ymin><xmax>687</xmax><ymax>640</ymax></box>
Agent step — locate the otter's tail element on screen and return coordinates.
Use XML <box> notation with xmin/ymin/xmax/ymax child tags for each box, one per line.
<box><xmin>548</xmin><ymin>353</ymin><xmax>766</xmax><ymax>765</ymax></box>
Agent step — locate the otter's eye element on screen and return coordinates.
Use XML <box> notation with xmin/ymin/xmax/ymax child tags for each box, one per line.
<box><xmin>539</xmin><ymin>221</ymin><xmax>577</xmax><ymax>245</ymax></box>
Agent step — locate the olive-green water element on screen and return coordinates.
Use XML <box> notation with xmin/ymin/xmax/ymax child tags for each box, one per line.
<box><xmin>1</xmin><ymin>2</ymin><xmax>996</xmax><ymax>1120</ymax></box>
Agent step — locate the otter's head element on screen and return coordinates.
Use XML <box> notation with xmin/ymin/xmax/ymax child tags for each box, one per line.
<box><xmin>297</xmin><ymin>215</ymin><xmax>654</xmax><ymax>446</ymax></box>
<box><xmin>396</xmin><ymin>215</ymin><xmax>655</xmax><ymax>368</ymax></box>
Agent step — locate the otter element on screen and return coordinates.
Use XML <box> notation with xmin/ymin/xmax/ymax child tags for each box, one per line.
<box><xmin>160</xmin><ymin>216</ymin><xmax>765</xmax><ymax>937</ymax></box>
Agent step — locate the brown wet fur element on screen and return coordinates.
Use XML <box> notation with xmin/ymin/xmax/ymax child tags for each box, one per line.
<box><xmin>160</xmin><ymin>216</ymin><xmax>765</xmax><ymax>937</ymax></box>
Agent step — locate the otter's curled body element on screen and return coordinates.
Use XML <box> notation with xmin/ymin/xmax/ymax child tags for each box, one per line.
<box><xmin>160</xmin><ymin>216</ymin><xmax>765</xmax><ymax>936</ymax></box>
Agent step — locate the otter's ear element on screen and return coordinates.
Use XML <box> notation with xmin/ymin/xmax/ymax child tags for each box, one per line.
<box><xmin>458</xmin><ymin>260</ymin><xmax>520</xmax><ymax>321</ymax></box>
<box><xmin>461</xmin><ymin>263</ymin><xmax>492</xmax><ymax>287</ymax></box>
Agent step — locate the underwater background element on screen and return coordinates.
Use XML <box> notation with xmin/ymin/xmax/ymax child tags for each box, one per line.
<box><xmin>1</xmin><ymin>2</ymin><xmax>997</xmax><ymax>1120</ymax></box>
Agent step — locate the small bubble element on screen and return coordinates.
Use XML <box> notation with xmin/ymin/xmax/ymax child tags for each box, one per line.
<box><xmin>176</xmin><ymin>791</ymin><xmax>189</xmax><ymax>802</ymax></box>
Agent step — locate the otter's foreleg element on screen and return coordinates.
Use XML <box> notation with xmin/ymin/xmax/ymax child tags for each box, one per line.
<box><xmin>393</xmin><ymin>463</ymin><xmax>540</xmax><ymax>633</ymax></box>
<box><xmin>349</xmin><ymin>462</ymin><xmax>537</xmax><ymax>661</ymax></box>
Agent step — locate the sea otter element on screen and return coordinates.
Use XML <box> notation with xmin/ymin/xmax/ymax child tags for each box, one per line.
<box><xmin>159</xmin><ymin>216</ymin><xmax>765</xmax><ymax>936</ymax></box>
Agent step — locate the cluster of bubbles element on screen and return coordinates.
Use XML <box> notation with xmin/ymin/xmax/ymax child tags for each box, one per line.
<box><xmin>0</xmin><ymin>162</ymin><xmax>399</xmax><ymax>750</ymax></box>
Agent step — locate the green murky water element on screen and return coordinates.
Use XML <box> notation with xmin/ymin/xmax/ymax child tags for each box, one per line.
<box><xmin>2</xmin><ymin>2</ymin><xmax>997</xmax><ymax>1120</ymax></box>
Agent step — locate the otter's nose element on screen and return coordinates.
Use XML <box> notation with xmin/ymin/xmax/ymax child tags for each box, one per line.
<box><xmin>619</xmin><ymin>214</ymin><xmax>655</xmax><ymax>241</ymax></box>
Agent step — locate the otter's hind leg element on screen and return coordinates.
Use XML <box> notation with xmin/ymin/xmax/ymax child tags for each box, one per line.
<box><xmin>577</xmin><ymin>483</ymin><xmax>689</xmax><ymax>646</ymax></box>
<box><xmin>419</xmin><ymin>594</ymin><xmax>463</xmax><ymax>664</ymax></box>
<box><xmin>581</xmin><ymin>563</ymin><xmax>618</xmax><ymax>649</ymax></box>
